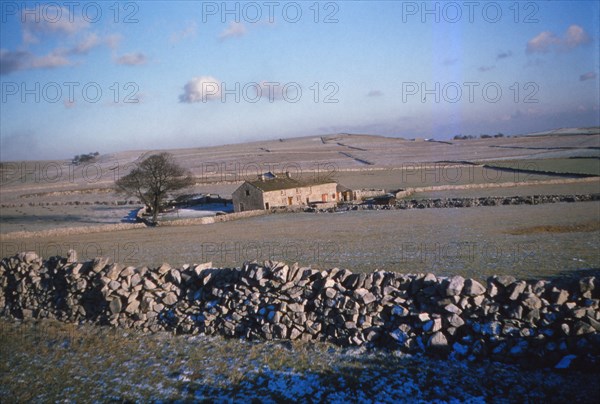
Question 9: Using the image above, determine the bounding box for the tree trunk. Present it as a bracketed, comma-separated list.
[152, 195, 160, 224]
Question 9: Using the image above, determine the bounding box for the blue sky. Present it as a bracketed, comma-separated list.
[1, 1, 599, 160]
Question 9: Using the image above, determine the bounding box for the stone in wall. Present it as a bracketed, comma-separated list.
[329, 194, 600, 212]
[1, 252, 599, 368]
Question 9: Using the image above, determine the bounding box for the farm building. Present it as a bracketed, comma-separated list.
[336, 184, 354, 202]
[232, 172, 338, 212]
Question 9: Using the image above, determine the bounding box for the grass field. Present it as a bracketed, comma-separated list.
[1, 319, 598, 402]
[3, 202, 598, 281]
[481, 158, 600, 176]
[332, 165, 574, 191]
[3, 167, 596, 234]
[1, 132, 600, 402]
[410, 180, 600, 199]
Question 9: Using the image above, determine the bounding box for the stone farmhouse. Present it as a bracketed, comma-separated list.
[232, 172, 338, 212]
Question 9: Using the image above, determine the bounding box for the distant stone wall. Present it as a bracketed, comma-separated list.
[0, 200, 140, 209]
[1, 252, 598, 367]
[0, 223, 148, 241]
[160, 209, 268, 227]
[407, 176, 599, 194]
[339, 194, 600, 211]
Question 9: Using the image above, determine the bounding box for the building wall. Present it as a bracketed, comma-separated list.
[262, 182, 338, 209]
[233, 182, 338, 212]
[232, 182, 264, 212]
[338, 190, 354, 202]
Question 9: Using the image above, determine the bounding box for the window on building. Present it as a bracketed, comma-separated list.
[245, 190, 250, 196]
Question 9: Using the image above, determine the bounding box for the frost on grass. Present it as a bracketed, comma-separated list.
[1, 319, 599, 402]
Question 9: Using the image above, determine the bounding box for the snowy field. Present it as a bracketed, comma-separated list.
[160, 203, 234, 221]
[3, 202, 597, 281]
[1, 131, 599, 402]
[1, 319, 598, 402]
[1, 132, 598, 235]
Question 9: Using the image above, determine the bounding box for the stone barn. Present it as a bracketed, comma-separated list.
[232, 172, 338, 212]
[336, 184, 354, 202]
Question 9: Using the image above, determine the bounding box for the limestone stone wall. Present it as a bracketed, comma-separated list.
[331, 193, 599, 212]
[262, 182, 338, 209]
[1, 252, 598, 366]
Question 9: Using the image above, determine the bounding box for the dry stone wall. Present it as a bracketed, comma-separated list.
[1, 252, 599, 367]
[339, 194, 599, 211]
[393, 194, 599, 209]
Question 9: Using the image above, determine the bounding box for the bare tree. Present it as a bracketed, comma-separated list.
[116, 152, 194, 224]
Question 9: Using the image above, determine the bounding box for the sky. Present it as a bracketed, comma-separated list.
[0, 0, 599, 161]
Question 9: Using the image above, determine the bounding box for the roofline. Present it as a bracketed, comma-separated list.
[241, 179, 338, 193]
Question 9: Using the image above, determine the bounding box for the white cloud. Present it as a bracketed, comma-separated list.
[478, 65, 495, 72]
[564, 25, 592, 49]
[527, 25, 592, 54]
[526, 31, 559, 54]
[30, 50, 72, 69]
[178, 78, 289, 103]
[219, 22, 247, 40]
[1, 30, 125, 75]
[21, 5, 88, 44]
[179, 76, 222, 103]
[5, 3, 124, 75]
[115, 52, 147, 66]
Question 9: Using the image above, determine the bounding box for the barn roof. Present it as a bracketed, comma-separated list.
[248, 176, 336, 192]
